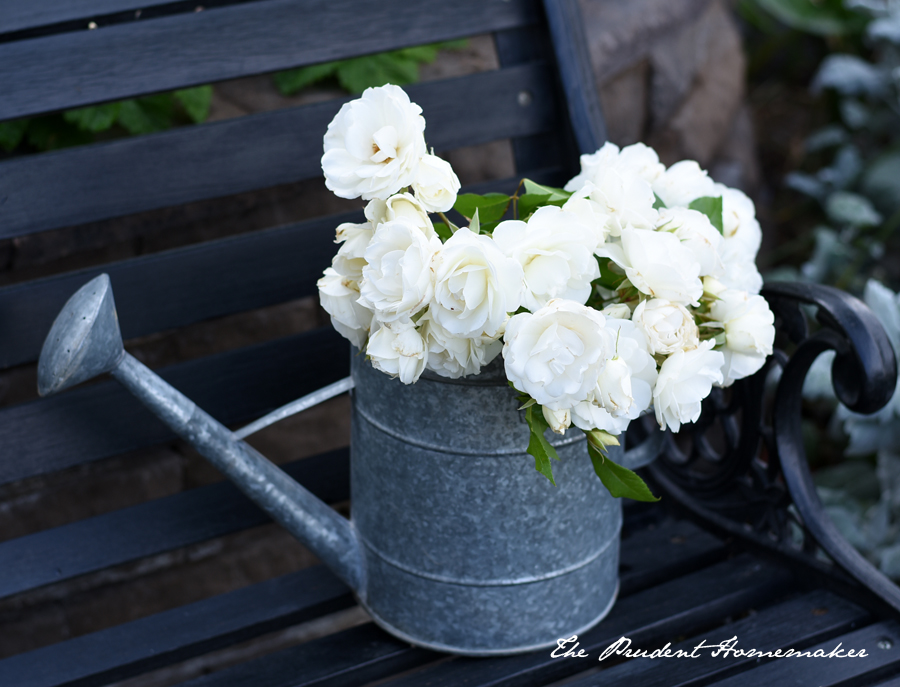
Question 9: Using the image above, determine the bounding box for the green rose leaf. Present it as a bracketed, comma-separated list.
[587, 441, 659, 502]
[274, 62, 340, 95]
[469, 207, 481, 235]
[63, 104, 121, 133]
[653, 193, 667, 210]
[453, 193, 511, 225]
[434, 222, 454, 242]
[523, 179, 572, 203]
[174, 86, 213, 123]
[0, 119, 30, 152]
[688, 196, 724, 235]
[525, 405, 559, 486]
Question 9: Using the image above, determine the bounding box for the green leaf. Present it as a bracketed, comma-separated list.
[653, 193, 667, 210]
[434, 222, 454, 242]
[337, 52, 421, 93]
[688, 196, 724, 235]
[117, 96, 174, 135]
[397, 45, 441, 63]
[453, 192, 511, 224]
[174, 86, 213, 123]
[595, 258, 624, 290]
[587, 442, 659, 502]
[516, 192, 548, 220]
[274, 62, 340, 95]
[63, 104, 121, 133]
[754, 0, 868, 36]
[0, 119, 30, 152]
[523, 179, 572, 202]
[469, 207, 481, 235]
[525, 405, 559, 486]
[25, 114, 93, 150]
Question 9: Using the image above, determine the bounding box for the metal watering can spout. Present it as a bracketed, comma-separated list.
[37, 275, 366, 595]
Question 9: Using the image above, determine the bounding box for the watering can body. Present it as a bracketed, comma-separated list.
[38, 275, 625, 656]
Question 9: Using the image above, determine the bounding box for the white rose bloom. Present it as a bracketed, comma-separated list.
[419, 309, 502, 379]
[598, 226, 703, 306]
[651, 160, 716, 209]
[321, 84, 426, 201]
[632, 299, 700, 355]
[542, 406, 572, 435]
[656, 207, 724, 277]
[365, 192, 436, 239]
[714, 183, 762, 260]
[563, 169, 658, 239]
[564, 142, 665, 191]
[502, 299, 613, 411]
[359, 217, 441, 323]
[335, 221, 374, 257]
[412, 153, 461, 213]
[710, 290, 775, 386]
[431, 228, 524, 338]
[492, 206, 600, 312]
[601, 303, 632, 319]
[317, 267, 373, 350]
[653, 339, 725, 431]
[718, 240, 764, 294]
[571, 318, 657, 434]
[366, 321, 427, 384]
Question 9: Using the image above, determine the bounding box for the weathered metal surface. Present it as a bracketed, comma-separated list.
[351, 352, 622, 654]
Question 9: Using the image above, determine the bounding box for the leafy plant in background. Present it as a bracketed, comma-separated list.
[0, 41, 465, 155]
[746, 0, 900, 580]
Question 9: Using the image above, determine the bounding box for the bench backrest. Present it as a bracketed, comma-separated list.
[0, 0, 605, 650]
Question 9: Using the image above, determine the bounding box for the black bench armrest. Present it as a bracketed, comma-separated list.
[644, 281, 900, 618]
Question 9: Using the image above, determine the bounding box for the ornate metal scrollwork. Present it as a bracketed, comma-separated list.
[636, 281, 900, 617]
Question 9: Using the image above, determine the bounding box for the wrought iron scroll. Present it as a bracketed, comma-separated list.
[640, 281, 900, 617]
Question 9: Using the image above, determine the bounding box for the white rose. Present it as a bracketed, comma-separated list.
[710, 290, 775, 386]
[366, 321, 427, 384]
[714, 183, 762, 260]
[653, 339, 725, 431]
[601, 303, 632, 319]
[656, 207, 724, 277]
[321, 84, 426, 201]
[419, 309, 502, 379]
[718, 240, 764, 295]
[563, 169, 658, 239]
[571, 318, 657, 434]
[358, 217, 441, 323]
[492, 206, 600, 312]
[651, 160, 716, 209]
[364, 192, 436, 239]
[542, 406, 572, 435]
[598, 226, 703, 306]
[430, 227, 524, 338]
[632, 299, 700, 355]
[317, 266, 374, 350]
[412, 153, 461, 213]
[335, 221, 374, 257]
[502, 299, 613, 411]
[564, 142, 665, 192]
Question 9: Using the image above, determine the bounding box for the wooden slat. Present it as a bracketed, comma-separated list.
[177, 555, 795, 687]
[561, 590, 870, 687]
[0, 0, 179, 35]
[0, 0, 541, 122]
[0, 327, 349, 485]
[0, 169, 564, 372]
[0, 447, 349, 600]
[710, 620, 900, 687]
[0, 62, 557, 239]
[0, 515, 724, 684]
[0, 567, 353, 687]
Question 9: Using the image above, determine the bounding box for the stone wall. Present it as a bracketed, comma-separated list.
[0, 1, 755, 681]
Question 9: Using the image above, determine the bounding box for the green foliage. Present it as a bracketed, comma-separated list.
[595, 258, 625, 290]
[174, 86, 213, 123]
[586, 434, 659, 502]
[517, 179, 573, 219]
[652, 193, 667, 210]
[453, 192, 511, 233]
[0, 119, 30, 152]
[688, 196, 725, 234]
[524, 405, 560, 486]
[434, 222, 454, 242]
[753, 0, 868, 35]
[274, 41, 467, 96]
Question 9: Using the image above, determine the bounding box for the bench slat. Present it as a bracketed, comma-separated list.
[0, 0, 178, 35]
[0, 62, 557, 239]
[0, 448, 349, 600]
[0, 0, 540, 122]
[0, 567, 353, 687]
[561, 590, 869, 687]
[0, 518, 727, 686]
[0, 328, 348, 485]
[0, 168, 564, 373]
[176, 555, 795, 687]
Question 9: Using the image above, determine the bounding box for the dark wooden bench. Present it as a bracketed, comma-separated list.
[2, 1, 900, 685]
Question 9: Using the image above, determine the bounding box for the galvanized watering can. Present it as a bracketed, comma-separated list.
[38, 275, 659, 655]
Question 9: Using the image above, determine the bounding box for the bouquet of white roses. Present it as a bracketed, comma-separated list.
[317, 84, 775, 501]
